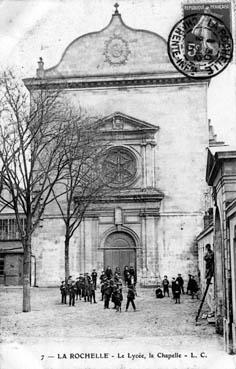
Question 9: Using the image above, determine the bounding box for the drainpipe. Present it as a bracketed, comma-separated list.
[30, 254, 37, 287]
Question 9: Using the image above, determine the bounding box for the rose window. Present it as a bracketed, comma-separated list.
[103, 147, 136, 187]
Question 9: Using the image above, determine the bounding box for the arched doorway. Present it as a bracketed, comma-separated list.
[104, 231, 136, 276]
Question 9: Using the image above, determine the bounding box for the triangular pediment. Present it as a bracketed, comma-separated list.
[98, 112, 158, 133]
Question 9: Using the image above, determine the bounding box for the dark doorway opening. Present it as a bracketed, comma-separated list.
[103, 231, 136, 278]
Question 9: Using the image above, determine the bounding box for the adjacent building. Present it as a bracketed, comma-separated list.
[204, 146, 236, 353]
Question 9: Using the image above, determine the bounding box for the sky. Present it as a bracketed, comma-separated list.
[0, 0, 235, 145]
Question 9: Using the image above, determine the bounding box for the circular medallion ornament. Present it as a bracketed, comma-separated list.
[167, 13, 233, 79]
[104, 36, 130, 65]
[103, 147, 136, 187]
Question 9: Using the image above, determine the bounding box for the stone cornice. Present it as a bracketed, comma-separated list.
[85, 190, 164, 204]
[23, 73, 209, 91]
[206, 148, 236, 186]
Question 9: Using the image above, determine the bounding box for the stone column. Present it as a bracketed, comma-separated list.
[91, 216, 99, 269]
[146, 215, 157, 282]
[84, 216, 98, 273]
[146, 141, 156, 187]
[141, 143, 147, 188]
[140, 211, 147, 282]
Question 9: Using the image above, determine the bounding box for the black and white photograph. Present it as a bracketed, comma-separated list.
[0, 1, 236, 368]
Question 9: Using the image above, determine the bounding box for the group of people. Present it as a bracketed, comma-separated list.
[60, 265, 137, 312]
[60, 244, 213, 310]
[100, 265, 137, 312]
[60, 269, 98, 306]
[155, 273, 199, 303]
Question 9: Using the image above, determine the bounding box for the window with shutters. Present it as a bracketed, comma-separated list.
[0, 218, 25, 240]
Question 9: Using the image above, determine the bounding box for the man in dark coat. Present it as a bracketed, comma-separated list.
[103, 280, 112, 309]
[105, 266, 113, 280]
[171, 277, 176, 299]
[113, 288, 123, 312]
[176, 274, 184, 294]
[125, 271, 132, 287]
[75, 276, 83, 300]
[88, 280, 97, 304]
[204, 244, 214, 281]
[91, 269, 97, 289]
[125, 285, 136, 311]
[68, 280, 76, 306]
[83, 273, 90, 302]
[99, 271, 106, 300]
[60, 281, 67, 304]
[190, 276, 199, 299]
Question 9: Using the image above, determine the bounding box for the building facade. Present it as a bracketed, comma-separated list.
[196, 126, 226, 312]
[24, 7, 209, 286]
[206, 147, 236, 353]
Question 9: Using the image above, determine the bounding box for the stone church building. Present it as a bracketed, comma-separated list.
[22, 6, 209, 286]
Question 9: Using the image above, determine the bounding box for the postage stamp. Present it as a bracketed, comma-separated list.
[167, 13, 233, 79]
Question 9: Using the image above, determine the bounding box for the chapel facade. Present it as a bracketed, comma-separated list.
[23, 6, 209, 286]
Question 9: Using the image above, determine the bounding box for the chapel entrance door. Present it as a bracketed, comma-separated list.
[104, 231, 136, 278]
[104, 249, 136, 276]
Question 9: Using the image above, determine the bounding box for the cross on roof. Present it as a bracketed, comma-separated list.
[114, 3, 120, 14]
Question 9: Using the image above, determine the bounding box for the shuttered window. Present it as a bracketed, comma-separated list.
[0, 218, 25, 240]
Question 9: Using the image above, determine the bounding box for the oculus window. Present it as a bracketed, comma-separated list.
[103, 147, 136, 187]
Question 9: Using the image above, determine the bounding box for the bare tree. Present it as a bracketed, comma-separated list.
[50, 115, 110, 281]
[0, 72, 72, 312]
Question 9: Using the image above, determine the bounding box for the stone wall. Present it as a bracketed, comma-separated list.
[31, 81, 208, 286]
[228, 203, 236, 352]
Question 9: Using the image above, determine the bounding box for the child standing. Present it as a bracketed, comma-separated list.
[174, 280, 181, 304]
[113, 288, 123, 312]
[91, 269, 97, 289]
[60, 281, 67, 304]
[88, 280, 97, 304]
[176, 273, 185, 294]
[171, 277, 176, 299]
[103, 280, 112, 309]
[68, 280, 76, 306]
[162, 275, 170, 297]
[125, 285, 136, 312]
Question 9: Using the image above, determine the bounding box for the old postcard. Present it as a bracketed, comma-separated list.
[0, 0, 236, 368]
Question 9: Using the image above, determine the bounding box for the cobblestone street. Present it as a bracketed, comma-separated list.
[0, 287, 235, 369]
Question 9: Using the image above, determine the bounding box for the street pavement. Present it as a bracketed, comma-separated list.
[0, 286, 236, 369]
